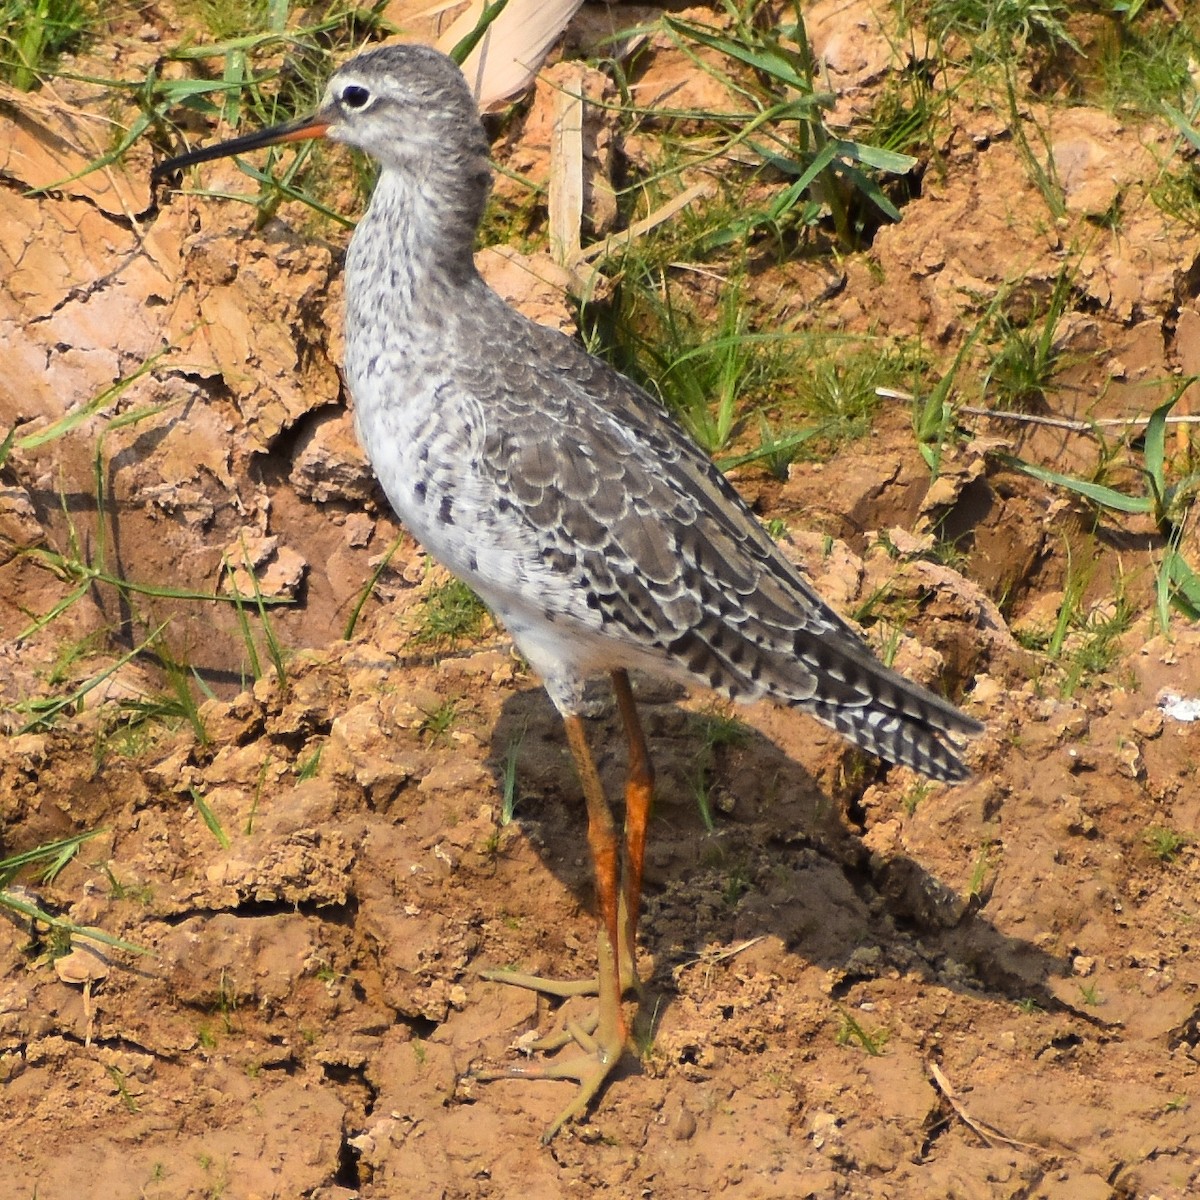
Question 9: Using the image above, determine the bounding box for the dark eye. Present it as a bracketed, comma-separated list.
[341, 85, 371, 109]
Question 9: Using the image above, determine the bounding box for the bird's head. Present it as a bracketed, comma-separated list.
[155, 43, 488, 181]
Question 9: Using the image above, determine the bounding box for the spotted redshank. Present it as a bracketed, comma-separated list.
[155, 43, 981, 1140]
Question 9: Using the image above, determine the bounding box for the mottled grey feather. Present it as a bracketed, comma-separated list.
[315, 45, 981, 782]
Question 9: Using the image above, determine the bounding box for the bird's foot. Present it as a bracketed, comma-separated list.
[477, 966, 601, 1000]
[478, 966, 601, 1053]
[477, 954, 641, 1051]
[470, 1002, 630, 1144]
[473, 941, 641, 1141]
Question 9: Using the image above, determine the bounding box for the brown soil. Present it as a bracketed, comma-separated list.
[3, 3, 1200, 1198]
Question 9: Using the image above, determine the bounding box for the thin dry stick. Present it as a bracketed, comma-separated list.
[927, 1060, 1044, 1153]
[548, 65, 584, 267]
[876, 387, 1200, 434]
[574, 181, 716, 264]
[674, 936, 766, 990]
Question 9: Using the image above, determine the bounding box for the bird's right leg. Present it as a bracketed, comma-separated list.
[474, 713, 632, 1141]
[611, 667, 653, 992]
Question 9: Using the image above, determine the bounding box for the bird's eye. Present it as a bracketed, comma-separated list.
[341, 85, 371, 109]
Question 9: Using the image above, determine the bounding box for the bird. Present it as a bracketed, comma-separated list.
[154, 43, 982, 1141]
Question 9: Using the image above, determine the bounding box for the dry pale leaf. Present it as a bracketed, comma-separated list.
[433, 0, 584, 108]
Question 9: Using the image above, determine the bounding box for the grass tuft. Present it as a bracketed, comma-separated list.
[411, 576, 490, 649]
[1143, 825, 1190, 864]
[0, 0, 93, 91]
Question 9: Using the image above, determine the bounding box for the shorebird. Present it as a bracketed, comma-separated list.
[155, 43, 981, 1141]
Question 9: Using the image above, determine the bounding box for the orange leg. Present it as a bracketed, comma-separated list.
[474, 677, 657, 1140]
[475, 712, 630, 1141]
[562, 712, 627, 1054]
[611, 668, 654, 984]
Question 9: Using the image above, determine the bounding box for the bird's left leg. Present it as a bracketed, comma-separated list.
[482, 669, 653, 1007]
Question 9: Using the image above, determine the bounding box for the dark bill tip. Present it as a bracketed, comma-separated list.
[152, 115, 332, 181]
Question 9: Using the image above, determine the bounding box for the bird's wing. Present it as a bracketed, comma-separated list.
[478, 320, 976, 742]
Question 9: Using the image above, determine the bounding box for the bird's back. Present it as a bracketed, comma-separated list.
[350, 269, 980, 781]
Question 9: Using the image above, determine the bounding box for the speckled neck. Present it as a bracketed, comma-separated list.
[346, 139, 490, 313]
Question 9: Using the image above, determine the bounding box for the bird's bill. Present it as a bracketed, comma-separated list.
[153, 112, 332, 179]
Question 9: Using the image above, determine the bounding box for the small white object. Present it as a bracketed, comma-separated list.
[1158, 690, 1200, 723]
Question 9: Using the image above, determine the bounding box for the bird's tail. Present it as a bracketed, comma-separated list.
[805, 688, 980, 782]
[770, 624, 982, 782]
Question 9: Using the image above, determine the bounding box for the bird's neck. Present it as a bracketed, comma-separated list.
[350, 161, 486, 304]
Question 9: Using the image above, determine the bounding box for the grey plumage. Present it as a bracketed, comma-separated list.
[326, 45, 979, 782]
[154, 41, 984, 1139]
[163, 43, 981, 782]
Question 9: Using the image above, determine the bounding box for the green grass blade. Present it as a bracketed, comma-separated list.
[998, 455, 1154, 515]
[20, 545, 292, 617]
[500, 732, 524, 825]
[716, 426, 820, 472]
[16, 576, 92, 641]
[1157, 543, 1173, 633]
[830, 138, 917, 175]
[1163, 102, 1200, 151]
[190, 788, 231, 850]
[343, 533, 405, 639]
[1142, 396, 1175, 486]
[665, 17, 812, 93]
[0, 832, 104, 889]
[450, 0, 511, 65]
[835, 159, 904, 223]
[159, 654, 210, 747]
[757, 138, 838, 193]
[0, 890, 149, 955]
[224, 568, 263, 681]
[247, 557, 288, 691]
[14, 351, 166, 454]
[15, 626, 166, 734]
[0, 423, 16, 470]
[0, 832, 149, 956]
[192, 666, 218, 703]
[1166, 545, 1200, 620]
[201, 161, 355, 229]
[24, 111, 152, 196]
[267, 0, 290, 35]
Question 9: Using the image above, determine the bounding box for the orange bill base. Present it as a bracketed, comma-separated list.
[153, 116, 330, 179]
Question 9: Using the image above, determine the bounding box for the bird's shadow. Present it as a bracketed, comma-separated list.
[482, 676, 1086, 1067]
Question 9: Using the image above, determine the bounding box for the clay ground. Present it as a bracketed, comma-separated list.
[2, 2, 1200, 1197]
